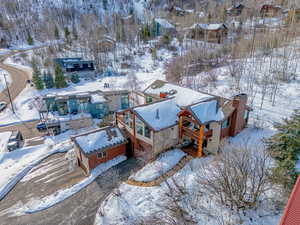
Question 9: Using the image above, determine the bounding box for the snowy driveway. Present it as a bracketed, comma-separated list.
[0, 156, 140, 225]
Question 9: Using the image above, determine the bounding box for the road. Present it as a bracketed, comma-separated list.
[0, 154, 140, 225]
[0, 52, 31, 103]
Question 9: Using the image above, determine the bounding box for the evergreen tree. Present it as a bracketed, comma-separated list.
[103, 0, 108, 10]
[54, 65, 67, 88]
[43, 71, 54, 89]
[267, 110, 300, 190]
[64, 27, 71, 40]
[54, 25, 60, 40]
[27, 33, 34, 45]
[71, 73, 80, 84]
[32, 70, 44, 90]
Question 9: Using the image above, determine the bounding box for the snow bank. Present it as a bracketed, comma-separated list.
[21, 155, 126, 214]
[0, 140, 73, 200]
[131, 149, 186, 182]
[0, 131, 12, 154]
[0, 69, 11, 92]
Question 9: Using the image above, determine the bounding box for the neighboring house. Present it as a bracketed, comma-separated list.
[279, 175, 300, 225]
[143, 80, 214, 107]
[97, 36, 116, 53]
[186, 23, 228, 43]
[227, 4, 246, 16]
[117, 80, 250, 159]
[168, 6, 187, 16]
[260, 4, 282, 17]
[54, 58, 95, 79]
[116, 98, 181, 158]
[153, 18, 177, 37]
[72, 126, 127, 175]
[39, 90, 130, 120]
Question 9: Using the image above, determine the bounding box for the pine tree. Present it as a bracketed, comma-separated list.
[27, 33, 34, 45]
[32, 70, 44, 90]
[71, 73, 80, 84]
[64, 27, 71, 40]
[43, 71, 54, 89]
[267, 109, 300, 190]
[54, 25, 60, 40]
[54, 65, 67, 88]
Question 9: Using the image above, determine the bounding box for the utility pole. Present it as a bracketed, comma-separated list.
[3, 73, 15, 114]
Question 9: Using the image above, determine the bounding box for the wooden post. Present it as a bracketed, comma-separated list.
[179, 116, 183, 141]
[197, 125, 205, 157]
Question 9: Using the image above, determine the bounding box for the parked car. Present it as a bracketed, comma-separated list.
[36, 122, 61, 135]
[0, 101, 7, 112]
[7, 130, 23, 152]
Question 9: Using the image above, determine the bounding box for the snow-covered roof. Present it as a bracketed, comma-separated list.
[144, 80, 214, 107]
[91, 94, 107, 103]
[0, 131, 12, 153]
[154, 18, 175, 29]
[133, 99, 180, 131]
[74, 127, 127, 154]
[189, 100, 224, 124]
[192, 23, 227, 30]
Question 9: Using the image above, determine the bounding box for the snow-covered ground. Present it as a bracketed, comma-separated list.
[0, 131, 11, 153]
[0, 69, 11, 92]
[131, 149, 186, 182]
[95, 128, 281, 225]
[11, 155, 126, 215]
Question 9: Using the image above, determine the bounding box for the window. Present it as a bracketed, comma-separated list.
[136, 118, 151, 139]
[146, 96, 153, 103]
[222, 118, 230, 129]
[205, 124, 210, 130]
[97, 151, 107, 159]
[121, 95, 129, 109]
[244, 110, 249, 121]
[124, 112, 133, 128]
[96, 104, 104, 110]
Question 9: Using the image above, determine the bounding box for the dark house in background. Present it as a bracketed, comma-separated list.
[54, 58, 95, 78]
[227, 4, 246, 16]
[187, 23, 228, 43]
[72, 126, 127, 175]
[260, 5, 282, 17]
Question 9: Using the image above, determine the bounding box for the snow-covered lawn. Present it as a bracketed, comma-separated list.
[12, 155, 126, 215]
[0, 138, 73, 201]
[131, 149, 186, 182]
[95, 128, 282, 225]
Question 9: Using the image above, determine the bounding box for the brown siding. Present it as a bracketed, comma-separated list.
[85, 144, 126, 172]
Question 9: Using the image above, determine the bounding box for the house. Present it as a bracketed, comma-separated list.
[227, 4, 246, 16]
[279, 175, 300, 225]
[72, 126, 127, 175]
[116, 98, 181, 158]
[97, 36, 116, 53]
[178, 94, 249, 157]
[117, 80, 250, 159]
[186, 23, 228, 43]
[39, 90, 130, 119]
[260, 5, 282, 17]
[153, 18, 177, 37]
[167, 6, 187, 16]
[54, 58, 95, 79]
[143, 80, 214, 107]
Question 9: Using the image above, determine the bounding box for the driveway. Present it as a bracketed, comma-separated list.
[0, 53, 31, 103]
[0, 153, 140, 225]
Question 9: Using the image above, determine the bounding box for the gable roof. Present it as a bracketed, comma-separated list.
[280, 176, 300, 225]
[73, 126, 127, 155]
[154, 18, 175, 29]
[133, 98, 180, 131]
[188, 99, 224, 124]
[143, 80, 214, 107]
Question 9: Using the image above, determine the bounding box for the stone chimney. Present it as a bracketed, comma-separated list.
[231, 93, 248, 136]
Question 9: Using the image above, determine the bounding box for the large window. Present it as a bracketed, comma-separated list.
[136, 118, 151, 139]
[146, 96, 153, 103]
[124, 112, 133, 128]
[121, 94, 129, 109]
